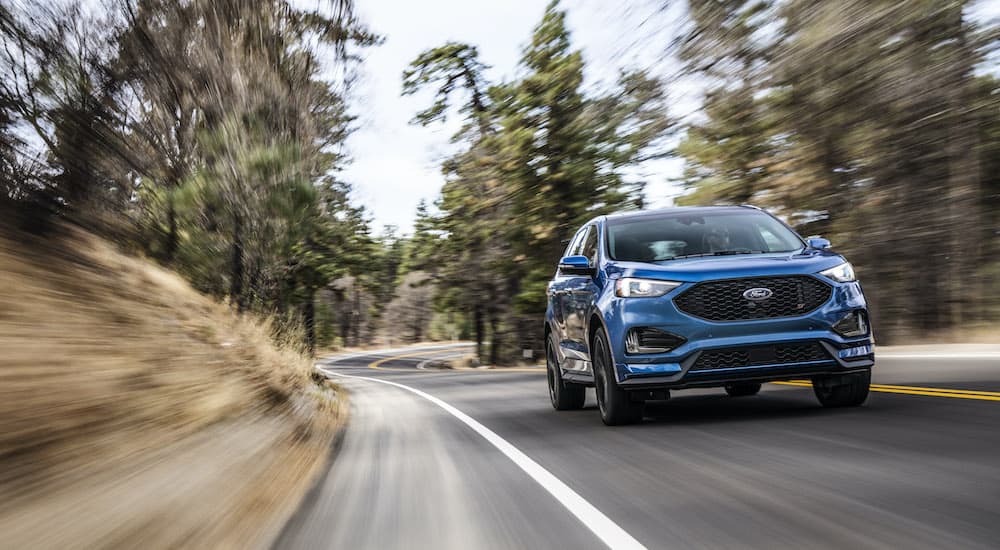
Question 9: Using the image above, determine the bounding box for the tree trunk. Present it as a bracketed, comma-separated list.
[165, 195, 178, 263]
[333, 289, 349, 345]
[474, 303, 484, 362]
[304, 287, 316, 356]
[488, 308, 500, 366]
[351, 280, 361, 346]
[230, 212, 244, 312]
[944, 18, 982, 328]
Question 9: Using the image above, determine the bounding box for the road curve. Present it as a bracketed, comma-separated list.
[275, 344, 1000, 549]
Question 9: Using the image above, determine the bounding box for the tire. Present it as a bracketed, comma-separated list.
[812, 369, 871, 407]
[547, 336, 586, 411]
[592, 330, 643, 425]
[725, 382, 761, 397]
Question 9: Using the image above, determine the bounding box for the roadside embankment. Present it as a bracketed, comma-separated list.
[0, 227, 343, 549]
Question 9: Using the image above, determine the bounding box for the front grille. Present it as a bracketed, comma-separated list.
[690, 342, 831, 372]
[674, 276, 831, 321]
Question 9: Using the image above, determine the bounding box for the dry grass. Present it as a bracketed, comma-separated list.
[0, 227, 342, 549]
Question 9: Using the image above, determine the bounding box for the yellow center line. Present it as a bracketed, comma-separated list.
[370, 355, 999, 398]
[867, 388, 1000, 401]
[369, 348, 468, 370]
[869, 383, 1000, 397]
[772, 381, 1000, 401]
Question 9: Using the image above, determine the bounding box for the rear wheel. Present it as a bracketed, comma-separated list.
[725, 382, 761, 397]
[813, 369, 871, 407]
[592, 330, 643, 425]
[547, 336, 585, 410]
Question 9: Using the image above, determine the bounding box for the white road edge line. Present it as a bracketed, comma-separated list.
[319, 367, 647, 550]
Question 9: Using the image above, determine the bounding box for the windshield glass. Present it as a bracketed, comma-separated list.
[607, 210, 803, 262]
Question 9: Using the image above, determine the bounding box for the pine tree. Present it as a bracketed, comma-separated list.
[403, 1, 671, 361]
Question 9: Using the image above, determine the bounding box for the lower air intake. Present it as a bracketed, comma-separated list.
[690, 342, 831, 371]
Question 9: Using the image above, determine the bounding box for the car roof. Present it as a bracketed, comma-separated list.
[597, 205, 763, 226]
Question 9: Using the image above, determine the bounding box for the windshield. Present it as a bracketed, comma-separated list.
[607, 211, 804, 262]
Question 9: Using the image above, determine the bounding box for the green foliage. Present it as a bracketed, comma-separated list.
[401, 0, 672, 362]
[1, 0, 379, 353]
[673, 0, 1000, 340]
[402, 42, 490, 134]
[398, 200, 441, 276]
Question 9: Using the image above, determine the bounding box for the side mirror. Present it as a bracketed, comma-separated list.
[806, 236, 832, 250]
[558, 255, 595, 276]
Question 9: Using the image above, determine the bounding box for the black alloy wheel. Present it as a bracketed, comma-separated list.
[592, 330, 643, 425]
[547, 335, 586, 410]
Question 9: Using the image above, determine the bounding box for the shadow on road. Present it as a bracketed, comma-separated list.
[640, 394, 834, 426]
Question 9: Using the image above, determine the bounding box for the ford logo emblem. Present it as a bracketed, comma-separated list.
[743, 287, 773, 301]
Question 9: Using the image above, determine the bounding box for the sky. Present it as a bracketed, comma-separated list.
[342, 0, 691, 235]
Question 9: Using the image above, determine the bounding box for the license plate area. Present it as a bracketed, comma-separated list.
[747, 346, 777, 365]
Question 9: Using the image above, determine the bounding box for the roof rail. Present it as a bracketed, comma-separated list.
[739, 204, 762, 210]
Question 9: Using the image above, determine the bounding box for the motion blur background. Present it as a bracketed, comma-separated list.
[0, 0, 997, 544]
[2, 0, 998, 360]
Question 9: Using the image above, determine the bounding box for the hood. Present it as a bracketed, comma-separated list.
[605, 250, 846, 283]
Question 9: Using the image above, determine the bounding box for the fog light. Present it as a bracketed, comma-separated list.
[833, 310, 869, 338]
[625, 328, 685, 354]
[838, 344, 873, 360]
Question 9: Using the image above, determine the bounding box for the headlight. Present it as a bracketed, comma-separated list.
[819, 262, 856, 283]
[614, 278, 681, 298]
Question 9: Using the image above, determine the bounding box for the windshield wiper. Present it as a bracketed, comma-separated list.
[655, 249, 766, 261]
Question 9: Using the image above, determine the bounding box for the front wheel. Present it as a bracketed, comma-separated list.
[547, 336, 585, 410]
[592, 330, 643, 425]
[813, 370, 871, 407]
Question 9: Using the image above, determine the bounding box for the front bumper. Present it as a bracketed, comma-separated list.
[603, 279, 873, 389]
[616, 339, 873, 389]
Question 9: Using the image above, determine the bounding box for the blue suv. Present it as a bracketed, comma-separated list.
[544, 206, 874, 425]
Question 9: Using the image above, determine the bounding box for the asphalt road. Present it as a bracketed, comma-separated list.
[275, 343, 1000, 550]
